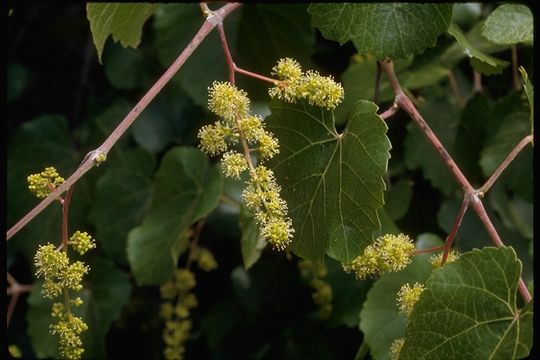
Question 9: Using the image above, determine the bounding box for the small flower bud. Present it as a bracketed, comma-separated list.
[429, 250, 460, 268]
[390, 338, 405, 360]
[69, 231, 96, 255]
[27, 167, 64, 199]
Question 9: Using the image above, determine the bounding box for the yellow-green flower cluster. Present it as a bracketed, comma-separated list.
[343, 234, 416, 280]
[397, 282, 425, 317]
[390, 338, 405, 360]
[8, 345, 22, 358]
[34, 243, 90, 298]
[242, 166, 294, 250]
[429, 250, 460, 268]
[192, 247, 218, 272]
[27, 166, 65, 199]
[269, 58, 344, 110]
[50, 302, 88, 360]
[198, 81, 293, 251]
[298, 259, 333, 320]
[160, 269, 198, 360]
[69, 231, 96, 255]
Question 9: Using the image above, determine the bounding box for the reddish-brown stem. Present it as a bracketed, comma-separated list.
[217, 24, 236, 85]
[381, 60, 474, 193]
[473, 71, 483, 94]
[61, 187, 75, 250]
[374, 61, 382, 103]
[478, 135, 533, 194]
[441, 197, 469, 265]
[235, 67, 278, 84]
[381, 59, 532, 304]
[6, 2, 242, 241]
[7, 293, 19, 328]
[511, 45, 520, 90]
[415, 244, 446, 255]
[379, 102, 399, 120]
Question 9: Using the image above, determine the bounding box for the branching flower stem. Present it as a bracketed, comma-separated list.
[6, 2, 243, 241]
[7, 273, 32, 328]
[380, 59, 532, 304]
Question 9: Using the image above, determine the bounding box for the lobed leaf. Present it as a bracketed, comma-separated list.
[308, 4, 453, 59]
[447, 23, 509, 76]
[482, 5, 533, 45]
[400, 247, 533, 359]
[266, 100, 391, 263]
[86, 3, 158, 62]
[127, 147, 223, 285]
[239, 205, 265, 270]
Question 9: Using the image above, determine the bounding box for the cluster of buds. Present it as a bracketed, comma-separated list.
[159, 248, 217, 360]
[198, 81, 293, 250]
[429, 250, 460, 268]
[269, 58, 344, 110]
[298, 259, 333, 320]
[396, 282, 425, 317]
[33, 232, 95, 360]
[390, 338, 405, 360]
[343, 233, 416, 280]
[27, 166, 65, 199]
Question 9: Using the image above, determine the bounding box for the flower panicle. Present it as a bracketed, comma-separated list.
[27, 166, 65, 199]
[343, 233, 416, 280]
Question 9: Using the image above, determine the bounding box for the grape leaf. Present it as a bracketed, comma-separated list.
[385, 179, 413, 221]
[404, 98, 459, 196]
[482, 4, 533, 45]
[400, 247, 533, 359]
[308, 4, 453, 59]
[239, 205, 265, 270]
[127, 147, 223, 285]
[86, 3, 158, 62]
[266, 100, 391, 263]
[360, 234, 443, 360]
[447, 23, 509, 76]
[88, 148, 155, 264]
[27, 258, 131, 359]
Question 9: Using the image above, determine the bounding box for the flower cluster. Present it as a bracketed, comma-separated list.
[34, 243, 89, 298]
[429, 250, 460, 268]
[68, 231, 96, 255]
[198, 81, 293, 250]
[269, 58, 344, 110]
[27, 166, 65, 199]
[34, 234, 95, 360]
[160, 269, 198, 360]
[397, 282, 425, 317]
[50, 302, 88, 360]
[343, 233, 416, 280]
[298, 259, 333, 319]
[191, 246, 218, 272]
[390, 338, 405, 360]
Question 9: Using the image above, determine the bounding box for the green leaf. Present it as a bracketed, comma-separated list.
[239, 205, 265, 270]
[385, 179, 413, 221]
[400, 247, 533, 359]
[404, 98, 459, 196]
[153, 4, 241, 106]
[127, 147, 223, 285]
[27, 258, 131, 359]
[7, 115, 89, 257]
[518, 67, 533, 135]
[86, 3, 158, 62]
[237, 4, 315, 77]
[8, 63, 28, 102]
[360, 233, 443, 360]
[103, 44, 154, 90]
[482, 4, 533, 45]
[267, 100, 391, 263]
[308, 4, 453, 59]
[447, 23, 509, 76]
[479, 112, 532, 201]
[88, 148, 155, 264]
